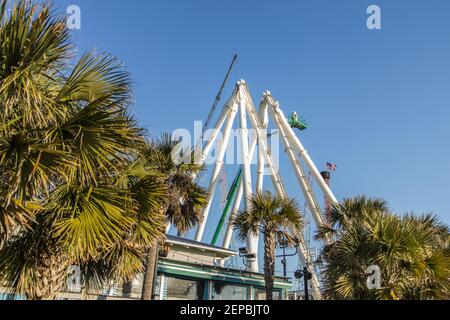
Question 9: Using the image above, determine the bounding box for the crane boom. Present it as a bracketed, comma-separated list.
[204, 55, 238, 131]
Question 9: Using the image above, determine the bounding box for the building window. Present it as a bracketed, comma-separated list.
[253, 288, 282, 300]
[0, 293, 17, 300]
[211, 282, 248, 300]
[165, 276, 206, 300]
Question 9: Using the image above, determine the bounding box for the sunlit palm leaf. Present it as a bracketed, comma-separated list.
[320, 196, 450, 300]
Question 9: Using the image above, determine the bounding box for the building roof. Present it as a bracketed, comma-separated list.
[166, 235, 237, 258]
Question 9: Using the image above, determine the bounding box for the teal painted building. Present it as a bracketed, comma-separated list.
[153, 236, 292, 300]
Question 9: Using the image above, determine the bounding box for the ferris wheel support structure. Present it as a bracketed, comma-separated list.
[240, 84, 323, 299]
[178, 80, 340, 300]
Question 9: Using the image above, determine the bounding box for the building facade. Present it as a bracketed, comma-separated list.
[1, 236, 292, 300]
[154, 236, 291, 300]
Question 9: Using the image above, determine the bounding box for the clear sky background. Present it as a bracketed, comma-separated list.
[49, 0, 450, 282]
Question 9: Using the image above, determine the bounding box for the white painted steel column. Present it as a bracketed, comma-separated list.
[256, 100, 269, 194]
[268, 98, 328, 236]
[243, 90, 285, 197]
[271, 100, 338, 205]
[222, 134, 258, 249]
[237, 81, 258, 272]
[195, 101, 239, 241]
[243, 87, 322, 299]
[199, 91, 237, 167]
[167, 92, 236, 235]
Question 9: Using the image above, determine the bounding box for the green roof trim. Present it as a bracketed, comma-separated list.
[158, 259, 292, 290]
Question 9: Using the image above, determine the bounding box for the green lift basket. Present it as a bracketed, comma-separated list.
[288, 112, 308, 131]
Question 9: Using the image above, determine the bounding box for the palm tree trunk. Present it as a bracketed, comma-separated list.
[263, 231, 276, 300]
[141, 240, 159, 300]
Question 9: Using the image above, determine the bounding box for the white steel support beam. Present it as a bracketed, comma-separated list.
[256, 99, 269, 194]
[195, 101, 239, 241]
[222, 134, 258, 249]
[167, 91, 236, 235]
[223, 99, 272, 250]
[267, 96, 329, 243]
[199, 90, 237, 166]
[178, 80, 333, 300]
[237, 81, 258, 272]
[242, 88, 286, 197]
[271, 101, 338, 205]
[242, 86, 323, 300]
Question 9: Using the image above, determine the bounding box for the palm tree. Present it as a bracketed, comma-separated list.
[232, 192, 303, 300]
[0, 0, 168, 299]
[317, 196, 450, 300]
[138, 134, 208, 300]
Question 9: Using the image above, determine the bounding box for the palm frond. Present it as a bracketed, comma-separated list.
[321, 196, 450, 300]
[49, 185, 134, 260]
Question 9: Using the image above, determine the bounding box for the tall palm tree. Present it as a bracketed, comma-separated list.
[0, 0, 168, 299]
[316, 196, 450, 300]
[138, 134, 208, 300]
[233, 192, 303, 300]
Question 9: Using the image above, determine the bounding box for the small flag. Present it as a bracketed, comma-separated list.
[327, 162, 337, 171]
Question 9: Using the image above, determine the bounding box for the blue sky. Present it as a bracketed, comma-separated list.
[49, 0, 450, 279]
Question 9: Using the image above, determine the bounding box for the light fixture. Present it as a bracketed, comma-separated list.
[294, 267, 313, 301]
[159, 243, 171, 258]
[279, 238, 289, 249]
[238, 247, 249, 256]
[245, 253, 257, 263]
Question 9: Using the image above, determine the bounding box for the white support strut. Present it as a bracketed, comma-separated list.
[168, 90, 237, 234]
[222, 135, 258, 250]
[266, 94, 329, 244]
[237, 81, 259, 272]
[195, 100, 239, 242]
[199, 88, 238, 165]
[183, 80, 339, 300]
[222, 98, 268, 251]
[240, 84, 323, 299]
[271, 102, 338, 205]
[256, 99, 269, 194]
